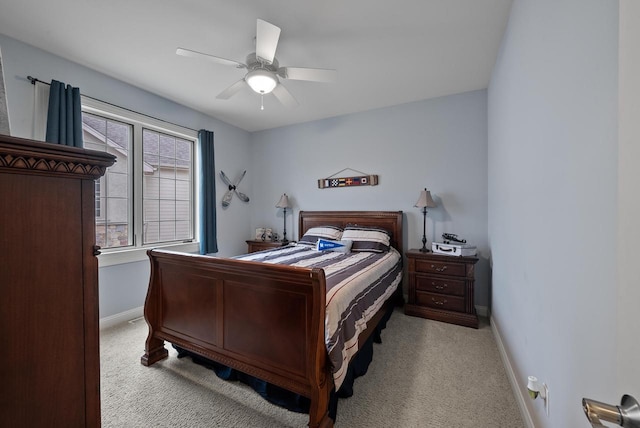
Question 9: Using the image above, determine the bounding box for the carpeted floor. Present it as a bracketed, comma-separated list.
[100, 308, 524, 427]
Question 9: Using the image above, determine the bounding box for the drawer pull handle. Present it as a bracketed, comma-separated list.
[432, 297, 447, 306]
[433, 283, 448, 290]
[431, 264, 448, 272]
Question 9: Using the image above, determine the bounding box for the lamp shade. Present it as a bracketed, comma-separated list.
[414, 188, 437, 208]
[276, 193, 291, 208]
[246, 69, 277, 94]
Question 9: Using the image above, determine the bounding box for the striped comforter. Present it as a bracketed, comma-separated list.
[235, 244, 402, 390]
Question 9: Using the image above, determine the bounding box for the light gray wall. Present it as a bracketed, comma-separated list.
[0, 32, 490, 315]
[250, 90, 490, 307]
[0, 34, 252, 318]
[488, 0, 618, 426]
[617, 0, 640, 405]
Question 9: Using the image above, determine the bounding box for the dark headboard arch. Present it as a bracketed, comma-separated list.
[298, 210, 403, 253]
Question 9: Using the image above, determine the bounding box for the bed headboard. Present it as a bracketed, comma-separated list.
[298, 211, 403, 253]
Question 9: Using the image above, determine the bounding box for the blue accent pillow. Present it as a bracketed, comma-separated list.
[316, 238, 352, 253]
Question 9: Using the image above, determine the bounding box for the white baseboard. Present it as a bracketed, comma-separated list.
[100, 306, 144, 330]
[491, 315, 535, 428]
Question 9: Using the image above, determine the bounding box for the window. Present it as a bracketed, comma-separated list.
[83, 113, 133, 249]
[81, 99, 197, 257]
[95, 180, 101, 218]
[142, 129, 193, 244]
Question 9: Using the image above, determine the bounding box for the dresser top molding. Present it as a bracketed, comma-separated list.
[0, 134, 116, 179]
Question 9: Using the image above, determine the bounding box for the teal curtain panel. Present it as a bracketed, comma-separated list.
[198, 129, 218, 254]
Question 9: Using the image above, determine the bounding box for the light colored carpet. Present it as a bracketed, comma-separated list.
[100, 308, 524, 427]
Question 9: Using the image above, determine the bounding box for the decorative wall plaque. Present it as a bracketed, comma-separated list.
[318, 168, 378, 189]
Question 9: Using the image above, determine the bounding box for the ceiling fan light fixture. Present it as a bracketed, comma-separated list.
[246, 69, 277, 94]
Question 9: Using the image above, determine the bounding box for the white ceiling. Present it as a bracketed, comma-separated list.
[0, 0, 512, 132]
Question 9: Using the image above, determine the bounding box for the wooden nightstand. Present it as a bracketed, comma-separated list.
[404, 249, 479, 328]
[246, 240, 287, 253]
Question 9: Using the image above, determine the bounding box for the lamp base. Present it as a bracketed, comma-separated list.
[420, 232, 429, 252]
[281, 207, 288, 245]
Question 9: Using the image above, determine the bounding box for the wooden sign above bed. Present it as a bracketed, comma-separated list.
[318, 168, 379, 189]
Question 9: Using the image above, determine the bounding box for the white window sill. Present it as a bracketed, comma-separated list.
[97, 242, 201, 267]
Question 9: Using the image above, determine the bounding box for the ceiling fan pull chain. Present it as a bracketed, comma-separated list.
[261, 94, 265, 111]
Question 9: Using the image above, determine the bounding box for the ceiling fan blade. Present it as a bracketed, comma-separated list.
[278, 67, 337, 83]
[271, 84, 298, 108]
[176, 47, 246, 69]
[216, 79, 247, 100]
[256, 19, 281, 65]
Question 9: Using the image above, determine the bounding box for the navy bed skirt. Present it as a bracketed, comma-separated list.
[174, 304, 394, 423]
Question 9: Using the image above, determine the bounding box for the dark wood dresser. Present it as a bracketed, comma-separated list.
[404, 249, 479, 328]
[0, 134, 115, 427]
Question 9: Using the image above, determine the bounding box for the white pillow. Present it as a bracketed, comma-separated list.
[298, 226, 343, 246]
[341, 225, 391, 253]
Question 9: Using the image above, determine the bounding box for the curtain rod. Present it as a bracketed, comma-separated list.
[27, 75, 200, 134]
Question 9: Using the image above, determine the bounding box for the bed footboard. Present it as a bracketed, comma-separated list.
[141, 249, 333, 427]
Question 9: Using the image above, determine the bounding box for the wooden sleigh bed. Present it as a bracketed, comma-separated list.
[141, 210, 403, 428]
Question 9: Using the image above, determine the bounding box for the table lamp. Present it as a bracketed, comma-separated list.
[414, 188, 437, 252]
[276, 193, 291, 244]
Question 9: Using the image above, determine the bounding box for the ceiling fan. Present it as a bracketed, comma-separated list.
[176, 19, 337, 109]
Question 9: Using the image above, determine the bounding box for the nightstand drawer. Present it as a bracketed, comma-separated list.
[415, 276, 465, 297]
[246, 240, 285, 253]
[416, 291, 465, 312]
[414, 259, 466, 277]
